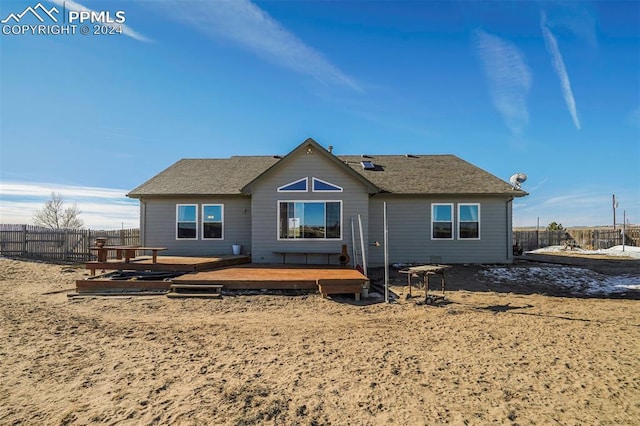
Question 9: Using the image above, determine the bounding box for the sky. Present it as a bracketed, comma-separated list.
[0, 0, 638, 229]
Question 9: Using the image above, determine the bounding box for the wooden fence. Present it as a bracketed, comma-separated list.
[2, 224, 636, 261]
[0, 225, 140, 262]
[514, 226, 640, 252]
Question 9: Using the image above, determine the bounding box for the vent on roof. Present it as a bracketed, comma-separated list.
[273, 155, 282, 159]
[361, 160, 375, 170]
[361, 154, 373, 159]
[405, 154, 419, 158]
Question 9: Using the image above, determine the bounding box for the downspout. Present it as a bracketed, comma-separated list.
[506, 198, 513, 262]
[140, 198, 147, 247]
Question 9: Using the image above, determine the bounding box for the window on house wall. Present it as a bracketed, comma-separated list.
[312, 177, 343, 192]
[176, 204, 197, 239]
[432, 203, 453, 239]
[278, 201, 341, 239]
[202, 204, 223, 239]
[458, 203, 480, 239]
[277, 177, 308, 192]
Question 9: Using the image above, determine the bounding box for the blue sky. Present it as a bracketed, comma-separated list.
[0, 0, 638, 229]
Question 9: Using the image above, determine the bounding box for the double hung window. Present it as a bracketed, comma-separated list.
[202, 204, 223, 239]
[176, 205, 197, 239]
[431, 204, 453, 240]
[458, 204, 480, 239]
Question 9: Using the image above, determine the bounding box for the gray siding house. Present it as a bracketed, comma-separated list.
[128, 138, 527, 266]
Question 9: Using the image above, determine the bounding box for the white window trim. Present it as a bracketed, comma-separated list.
[431, 203, 454, 240]
[458, 203, 481, 240]
[277, 177, 308, 193]
[202, 204, 224, 240]
[277, 200, 343, 241]
[311, 177, 343, 192]
[176, 204, 198, 240]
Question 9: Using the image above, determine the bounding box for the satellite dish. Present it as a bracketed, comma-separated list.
[509, 173, 527, 190]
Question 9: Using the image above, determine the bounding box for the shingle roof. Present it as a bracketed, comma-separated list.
[128, 154, 526, 197]
[128, 157, 280, 197]
[340, 155, 522, 195]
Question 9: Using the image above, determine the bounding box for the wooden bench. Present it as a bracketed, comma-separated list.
[91, 246, 168, 263]
[118, 246, 167, 263]
[273, 251, 340, 265]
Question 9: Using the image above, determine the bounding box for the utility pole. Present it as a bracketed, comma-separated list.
[622, 210, 626, 251]
[612, 194, 617, 232]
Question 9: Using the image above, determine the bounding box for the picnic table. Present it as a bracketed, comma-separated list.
[398, 264, 451, 303]
[87, 246, 167, 276]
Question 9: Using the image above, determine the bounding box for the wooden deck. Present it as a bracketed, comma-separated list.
[85, 255, 250, 274]
[76, 261, 368, 299]
[173, 264, 369, 295]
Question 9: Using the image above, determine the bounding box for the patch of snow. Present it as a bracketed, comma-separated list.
[527, 245, 640, 259]
[600, 245, 640, 258]
[392, 263, 421, 269]
[480, 266, 640, 295]
[367, 291, 384, 299]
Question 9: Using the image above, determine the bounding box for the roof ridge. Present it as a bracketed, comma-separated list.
[337, 154, 457, 157]
[175, 154, 459, 161]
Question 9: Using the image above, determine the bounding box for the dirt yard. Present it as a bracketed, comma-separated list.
[1, 257, 639, 425]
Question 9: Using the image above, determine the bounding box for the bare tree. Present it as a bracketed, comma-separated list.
[33, 192, 84, 229]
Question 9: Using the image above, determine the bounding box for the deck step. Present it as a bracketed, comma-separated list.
[170, 284, 224, 290]
[317, 280, 365, 301]
[68, 291, 167, 298]
[166, 292, 223, 299]
[167, 283, 224, 299]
